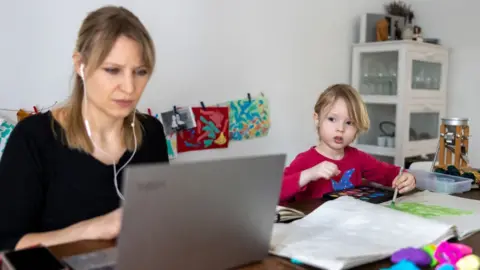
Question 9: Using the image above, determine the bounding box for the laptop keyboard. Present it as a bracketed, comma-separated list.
[63, 247, 117, 270]
[90, 265, 117, 270]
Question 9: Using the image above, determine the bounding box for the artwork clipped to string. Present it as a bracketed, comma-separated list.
[16, 104, 54, 122]
[176, 106, 229, 153]
[17, 109, 34, 121]
[0, 117, 15, 159]
[160, 106, 196, 136]
[219, 94, 270, 141]
[166, 133, 177, 159]
[145, 108, 178, 160]
[0, 104, 49, 160]
[155, 92, 271, 156]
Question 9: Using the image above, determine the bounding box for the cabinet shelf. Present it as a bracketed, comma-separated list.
[354, 144, 396, 157]
[354, 139, 438, 159]
[361, 95, 398, 104]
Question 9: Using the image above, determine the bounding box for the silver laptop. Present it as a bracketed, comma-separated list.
[64, 154, 286, 270]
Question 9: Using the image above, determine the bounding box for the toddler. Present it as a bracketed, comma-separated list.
[280, 84, 416, 202]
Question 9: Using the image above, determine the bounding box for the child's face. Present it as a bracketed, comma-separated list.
[315, 98, 358, 151]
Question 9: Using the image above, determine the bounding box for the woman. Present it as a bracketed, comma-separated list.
[0, 6, 169, 250]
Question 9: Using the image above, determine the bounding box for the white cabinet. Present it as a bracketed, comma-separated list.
[350, 41, 449, 166]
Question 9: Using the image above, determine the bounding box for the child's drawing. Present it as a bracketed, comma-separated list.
[0, 118, 15, 158]
[220, 95, 270, 141]
[165, 133, 177, 160]
[389, 202, 473, 218]
[331, 168, 355, 191]
[176, 107, 229, 153]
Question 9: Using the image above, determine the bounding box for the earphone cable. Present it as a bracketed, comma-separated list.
[80, 65, 137, 200]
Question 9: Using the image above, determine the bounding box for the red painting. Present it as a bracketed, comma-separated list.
[177, 107, 229, 153]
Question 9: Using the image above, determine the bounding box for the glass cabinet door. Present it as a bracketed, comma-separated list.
[405, 103, 445, 157]
[355, 103, 397, 157]
[407, 51, 448, 99]
[409, 111, 440, 141]
[358, 51, 399, 96]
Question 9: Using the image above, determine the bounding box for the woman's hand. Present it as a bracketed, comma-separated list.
[15, 208, 123, 250]
[79, 208, 123, 241]
[393, 171, 416, 194]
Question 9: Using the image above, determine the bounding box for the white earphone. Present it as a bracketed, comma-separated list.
[80, 63, 137, 200]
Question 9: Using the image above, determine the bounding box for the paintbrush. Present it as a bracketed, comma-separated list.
[391, 167, 403, 207]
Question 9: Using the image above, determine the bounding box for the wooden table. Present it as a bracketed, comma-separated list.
[50, 189, 480, 269]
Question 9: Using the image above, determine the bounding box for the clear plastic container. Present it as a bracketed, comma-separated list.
[409, 169, 474, 194]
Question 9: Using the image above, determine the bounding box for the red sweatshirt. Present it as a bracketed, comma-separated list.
[280, 146, 401, 202]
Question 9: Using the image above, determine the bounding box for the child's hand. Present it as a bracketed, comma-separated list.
[309, 161, 341, 181]
[299, 161, 341, 187]
[393, 171, 416, 194]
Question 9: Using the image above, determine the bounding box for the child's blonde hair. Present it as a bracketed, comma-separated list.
[314, 84, 370, 133]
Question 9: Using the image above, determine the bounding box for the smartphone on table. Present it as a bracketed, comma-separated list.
[1, 245, 69, 270]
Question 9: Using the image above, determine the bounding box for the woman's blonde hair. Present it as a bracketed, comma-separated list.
[54, 5, 155, 153]
[314, 84, 370, 133]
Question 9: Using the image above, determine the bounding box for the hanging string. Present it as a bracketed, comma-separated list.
[0, 101, 58, 113]
[38, 101, 58, 112]
[0, 108, 18, 112]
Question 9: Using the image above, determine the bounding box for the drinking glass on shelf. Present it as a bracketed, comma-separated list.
[388, 63, 397, 95]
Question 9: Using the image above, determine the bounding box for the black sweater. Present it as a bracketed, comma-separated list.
[0, 111, 169, 250]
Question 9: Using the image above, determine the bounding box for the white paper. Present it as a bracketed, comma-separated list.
[271, 196, 454, 270]
[270, 223, 291, 248]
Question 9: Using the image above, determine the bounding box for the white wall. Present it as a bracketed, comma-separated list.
[0, 0, 118, 119]
[410, 0, 480, 167]
[1, 0, 393, 164]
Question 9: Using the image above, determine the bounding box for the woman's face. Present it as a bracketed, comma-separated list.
[80, 35, 150, 120]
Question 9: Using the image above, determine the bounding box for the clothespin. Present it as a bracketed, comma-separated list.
[147, 108, 152, 116]
[200, 101, 206, 110]
[247, 93, 252, 102]
[33, 106, 39, 114]
[173, 106, 178, 114]
[260, 92, 265, 97]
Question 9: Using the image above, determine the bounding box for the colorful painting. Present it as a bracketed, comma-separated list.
[176, 107, 229, 153]
[0, 118, 15, 158]
[389, 202, 473, 218]
[220, 95, 270, 141]
[166, 133, 177, 160]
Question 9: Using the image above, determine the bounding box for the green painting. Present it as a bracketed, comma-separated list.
[220, 96, 270, 141]
[388, 202, 473, 218]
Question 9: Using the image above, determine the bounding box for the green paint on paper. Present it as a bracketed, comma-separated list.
[388, 202, 473, 218]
